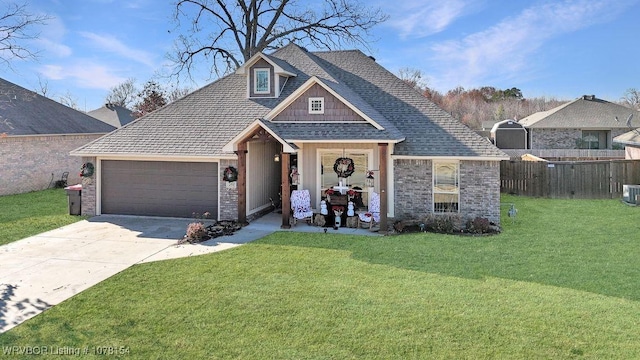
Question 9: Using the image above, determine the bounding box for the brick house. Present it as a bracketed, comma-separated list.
[519, 95, 640, 150]
[0, 78, 115, 196]
[72, 44, 508, 227]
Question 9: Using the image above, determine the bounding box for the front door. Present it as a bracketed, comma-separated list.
[319, 149, 372, 206]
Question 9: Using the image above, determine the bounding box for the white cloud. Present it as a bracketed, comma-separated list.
[79, 31, 156, 68]
[384, 0, 471, 38]
[427, 0, 632, 90]
[36, 38, 73, 57]
[32, 15, 72, 57]
[39, 61, 127, 90]
[40, 65, 65, 80]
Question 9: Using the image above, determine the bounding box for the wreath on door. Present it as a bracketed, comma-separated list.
[333, 157, 355, 178]
[223, 166, 238, 182]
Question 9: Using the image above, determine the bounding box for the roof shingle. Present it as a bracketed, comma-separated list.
[0, 78, 115, 135]
[519, 96, 640, 129]
[73, 43, 506, 159]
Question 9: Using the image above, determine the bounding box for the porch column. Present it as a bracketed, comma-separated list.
[237, 142, 248, 225]
[378, 143, 388, 234]
[281, 152, 291, 228]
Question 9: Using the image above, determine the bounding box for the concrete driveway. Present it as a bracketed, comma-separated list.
[0, 214, 278, 333]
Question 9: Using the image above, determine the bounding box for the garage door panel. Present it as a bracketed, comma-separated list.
[101, 160, 218, 218]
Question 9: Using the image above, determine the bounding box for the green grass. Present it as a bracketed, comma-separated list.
[2, 195, 640, 358]
[0, 189, 85, 246]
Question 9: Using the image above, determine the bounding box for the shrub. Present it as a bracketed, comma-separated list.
[185, 222, 208, 243]
[424, 213, 462, 234]
[466, 216, 491, 234]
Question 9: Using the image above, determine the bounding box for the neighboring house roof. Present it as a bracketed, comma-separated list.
[613, 129, 640, 146]
[73, 43, 506, 159]
[87, 104, 135, 128]
[519, 95, 640, 129]
[0, 77, 116, 136]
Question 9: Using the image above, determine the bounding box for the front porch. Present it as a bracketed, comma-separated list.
[247, 210, 384, 236]
[224, 120, 390, 232]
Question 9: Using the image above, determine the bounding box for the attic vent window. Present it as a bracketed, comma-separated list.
[309, 97, 324, 114]
[254, 68, 270, 94]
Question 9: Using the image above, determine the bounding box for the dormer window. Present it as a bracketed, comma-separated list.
[309, 97, 324, 114]
[238, 52, 296, 98]
[254, 68, 270, 94]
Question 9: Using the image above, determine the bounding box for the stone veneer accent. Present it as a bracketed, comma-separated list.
[218, 159, 238, 221]
[532, 128, 633, 150]
[80, 156, 97, 216]
[530, 129, 581, 149]
[0, 134, 104, 196]
[393, 159, 502, 226]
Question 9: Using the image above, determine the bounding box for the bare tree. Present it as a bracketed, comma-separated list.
[427, 86, 567, 129]
[397, 67, 428, 92]
[0, 1, 52, 69]
[166, 85, 192, 103]
[621, 88, 640, 110]
[105, 78, 138, 109]
[35, 74, 49, 96]
[58, 90, 79, 110]
[170, 0, 387, 77]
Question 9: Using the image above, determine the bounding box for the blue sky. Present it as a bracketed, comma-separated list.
[3, 0, 640, 111]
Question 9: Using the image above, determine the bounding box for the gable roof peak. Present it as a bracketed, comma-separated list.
[235, 50, 297, 77]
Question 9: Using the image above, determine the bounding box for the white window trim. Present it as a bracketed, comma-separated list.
[432, 161, 460, 213]
[308, 97, 325, 114]
[254, 68, 270, 94]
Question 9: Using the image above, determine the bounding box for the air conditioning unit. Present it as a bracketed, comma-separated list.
[622, 185, 640, 205]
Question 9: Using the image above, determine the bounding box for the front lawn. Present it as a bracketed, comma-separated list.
[1, 195, 639, 358]
[0, 189, 85, 246]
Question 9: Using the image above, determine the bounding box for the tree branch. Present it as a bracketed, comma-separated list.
[169, 0, 387, 78]
[0, 2, 52, 69]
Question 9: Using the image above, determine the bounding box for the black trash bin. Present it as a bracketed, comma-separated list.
[64, 184, 82, 215]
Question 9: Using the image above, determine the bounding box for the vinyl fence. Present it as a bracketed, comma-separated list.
[500, 160, 640, 199]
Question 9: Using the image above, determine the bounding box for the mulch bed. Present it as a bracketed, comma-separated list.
[178, 220, 242, 245]
[391, 220, 501, 236]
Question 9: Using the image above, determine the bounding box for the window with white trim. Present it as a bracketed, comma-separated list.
[254, 68, 270, 94]
[309, 97, 324, 114]
[580, 130, 607, 149]
[433, 162, 459, 213]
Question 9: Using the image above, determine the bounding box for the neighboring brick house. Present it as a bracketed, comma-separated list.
[72, 44, 508, 227]
[0, 78, 115, 196]
[519, 95, 640, 150]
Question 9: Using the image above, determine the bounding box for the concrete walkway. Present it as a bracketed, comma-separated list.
[0, 212, 378, 333]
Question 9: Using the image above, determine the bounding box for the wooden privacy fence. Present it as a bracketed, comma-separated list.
[500, 160, 640, 199]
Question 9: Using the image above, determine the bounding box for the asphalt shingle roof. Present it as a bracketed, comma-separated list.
[73, 43, 506, 159]
[519, 96, 640, 129]
[613, 129, 640, 146]
[87, 104, 135, 128]
[0, 77, 116, 135]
